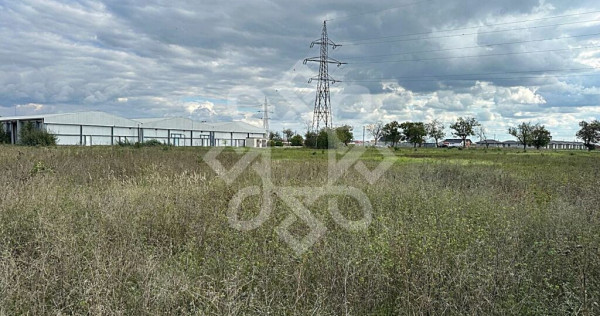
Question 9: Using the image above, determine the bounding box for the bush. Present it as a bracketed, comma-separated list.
[0, 123, 10, 144]
[120, 139, 166, 148]
[19, 122, 57, 146]
[142, 139, 163, 147]
[274, 140, 283, 147]
[290, 135, 303, 146]
[304, 132, 317, 148]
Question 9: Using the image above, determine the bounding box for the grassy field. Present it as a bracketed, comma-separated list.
[0, 145, 599, 315]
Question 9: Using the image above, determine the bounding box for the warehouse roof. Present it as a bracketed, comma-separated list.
[1, 111, 265, 134]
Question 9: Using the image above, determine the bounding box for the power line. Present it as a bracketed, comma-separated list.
[348, 45, 600, 64]
[338, 9, 600, 43]
[325, 0, 431, 22]
[345, 67, 600, 80]
[342, 72, 599, 83]
[341, 20, 600, 46]
[341, 38, 600, 60]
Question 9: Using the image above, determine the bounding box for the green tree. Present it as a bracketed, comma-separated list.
[0, 122, 10, 144]
[425, 119, 445, 147]
[576, 120, 600, 151]
[450, 117, 480, 148]
[382, 121, 402, 147]
[304, 131, 317, 148]
[290, 134, 303, 146]
[399, 122, 427, 148]
[283, 129, 294, 142]
[335, 125, 353, 146]
[19, 122, 57, 146]
[531, 125, 552, 149]
[508, 122, 534, 152]
[316, 128, 337, 149]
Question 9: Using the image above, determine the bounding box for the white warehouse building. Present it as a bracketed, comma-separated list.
[0, 111, 267, 147]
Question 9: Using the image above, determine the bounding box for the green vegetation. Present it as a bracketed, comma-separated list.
[0, 146, 598, 314]
[116, 139, 166, 148]
[399, 121, 426, 148]
[18, 121, 57, 146]
[382, 120, 402, 147]
[0, 123, 10, 144]
[290, 134, 303, 146]
[509, 122, 552, 151]
[335, 125, 354, 146]
[425, 119, 445, 147]
[577, 120, 600, 150]
[450, 117, 480, 148]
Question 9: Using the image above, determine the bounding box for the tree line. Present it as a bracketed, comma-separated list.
[365, 117, 600, 151]
[267, 117, 600, 151]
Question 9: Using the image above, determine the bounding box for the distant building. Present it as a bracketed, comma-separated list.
[475, 139, 503, 148]
[0, 111, 266, 147]
[502, 140, 520, 148]
[546, 140, 586, 150]
[499, 140, 586, 150]
[441, 139, 472, 147]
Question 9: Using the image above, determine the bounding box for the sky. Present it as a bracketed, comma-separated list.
[1, 0, 599, 141]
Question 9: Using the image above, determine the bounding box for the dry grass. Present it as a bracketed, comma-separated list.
[0, 145, 599, 315]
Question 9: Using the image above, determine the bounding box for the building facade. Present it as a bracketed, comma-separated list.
[0, 111, 266, 147]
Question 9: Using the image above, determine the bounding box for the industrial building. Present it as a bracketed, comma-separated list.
[0, 111, 267, 147]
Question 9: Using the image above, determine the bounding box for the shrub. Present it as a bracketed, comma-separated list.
[142, 139, 163, 147]
[304, 132, 317, 148]
[290, 135, 303, 146]
[0, 123, 10, 144]
[19, 122, 57, 146]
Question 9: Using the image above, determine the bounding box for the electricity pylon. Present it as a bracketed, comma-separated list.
[304, 21, 346, 132]
[257, 97, 273, 136]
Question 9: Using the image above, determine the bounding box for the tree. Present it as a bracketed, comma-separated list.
[335, 125, 353, 146]
[531, 125, 552, 149]
[304, 131, 317, 148]
[425, 119, 445, 147]
[290, 134, 303, 146]
[304, 120, 313, 135]
[19, 122, 57, 146]
[450, 117, 479, 148]
[399, 122, 427, 148]
[283, 129, 294, 142]
[576, 120, 600, 151]
[477, 126, 490, 148]
[268, 131, 282, 141]
[508, 122, 534, 151]
[0, 122, 10, 144]
[382, 121, 402, 147]
[366, 121, 384, 146]
[316, 128, 333, 149]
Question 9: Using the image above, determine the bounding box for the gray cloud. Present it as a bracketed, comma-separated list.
[0, 0, 599, 140]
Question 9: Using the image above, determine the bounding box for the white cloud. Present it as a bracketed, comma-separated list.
[0, 0, 598, 141]
[16, 103, 45, 111]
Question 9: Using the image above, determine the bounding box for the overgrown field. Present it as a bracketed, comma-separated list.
[0, 145, 599, 315]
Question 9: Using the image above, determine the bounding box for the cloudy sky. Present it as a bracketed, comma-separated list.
[1, 0, 599, 141]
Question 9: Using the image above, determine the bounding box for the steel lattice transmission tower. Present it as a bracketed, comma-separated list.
[304, 21, 346, 132]
[257, 97, 273, 136]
